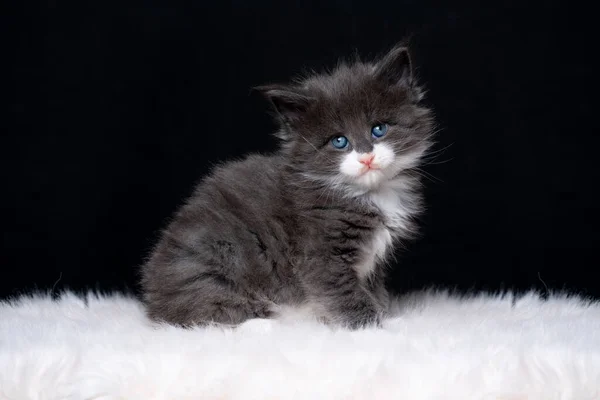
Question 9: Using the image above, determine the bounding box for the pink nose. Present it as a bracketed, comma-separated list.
[359, 153, 375, 167]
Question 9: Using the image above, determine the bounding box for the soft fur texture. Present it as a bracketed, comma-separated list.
[141, 43, 435, 329]
[1, 290, 599, 399]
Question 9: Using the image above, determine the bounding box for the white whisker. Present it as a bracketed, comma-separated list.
[299, 134, 319, 152]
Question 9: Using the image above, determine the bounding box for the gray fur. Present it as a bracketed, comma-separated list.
[140, 43, 435, 329]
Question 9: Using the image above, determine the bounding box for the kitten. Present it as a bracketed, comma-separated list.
[140, 42, 435, 329]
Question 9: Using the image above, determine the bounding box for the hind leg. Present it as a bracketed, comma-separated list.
[143, 267, 276, 328]
[144, 279, 273, 327]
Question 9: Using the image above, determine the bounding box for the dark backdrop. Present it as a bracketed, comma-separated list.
[3, 1, 598, 300]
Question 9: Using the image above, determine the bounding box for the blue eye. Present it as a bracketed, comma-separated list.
[331, 136, 349, 149]
[371, 123, 388, 138]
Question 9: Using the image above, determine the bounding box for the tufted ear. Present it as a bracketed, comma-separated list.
[254, 84, 314, 124]
[374, 43, 414, 89]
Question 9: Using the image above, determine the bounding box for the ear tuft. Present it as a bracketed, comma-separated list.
[253, 84, 313, 123]
[374, 43, 414, 89]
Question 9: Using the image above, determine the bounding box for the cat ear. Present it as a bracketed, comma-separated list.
[374, 44, 414, 89]
[254, 84, 313, 123]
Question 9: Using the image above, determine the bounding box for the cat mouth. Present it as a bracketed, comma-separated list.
[359, 166, 382, 176]
[356, 167, 386, 184]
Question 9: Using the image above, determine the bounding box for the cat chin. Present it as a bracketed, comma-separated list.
[332, 172, 397, 197]
[351, 170, 387, 189]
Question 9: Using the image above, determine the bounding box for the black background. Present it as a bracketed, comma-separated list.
[3, 1, 598, 300]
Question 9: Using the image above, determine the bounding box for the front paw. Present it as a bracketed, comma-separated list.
[338, 299, 383, 330]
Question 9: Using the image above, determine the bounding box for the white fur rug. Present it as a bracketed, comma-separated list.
[1, 290, 600, 400]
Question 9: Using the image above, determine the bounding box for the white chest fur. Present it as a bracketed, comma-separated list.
[353, 179, 414, 279]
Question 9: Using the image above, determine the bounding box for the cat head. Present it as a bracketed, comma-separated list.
[256, 42, 434, 194]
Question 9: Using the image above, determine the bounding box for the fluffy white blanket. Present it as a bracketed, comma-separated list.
[1, 290, 599, 400]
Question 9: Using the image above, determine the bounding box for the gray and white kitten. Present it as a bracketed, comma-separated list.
[140, 43, 435, 329]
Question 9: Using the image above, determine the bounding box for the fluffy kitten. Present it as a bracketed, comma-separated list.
[140, 43, 435, 329]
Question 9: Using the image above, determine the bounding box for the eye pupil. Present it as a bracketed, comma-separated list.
[331, 136, 349, 149]
[371, 123, 388, 138]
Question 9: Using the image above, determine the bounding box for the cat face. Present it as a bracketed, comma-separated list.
[257, 44, 434, 193]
